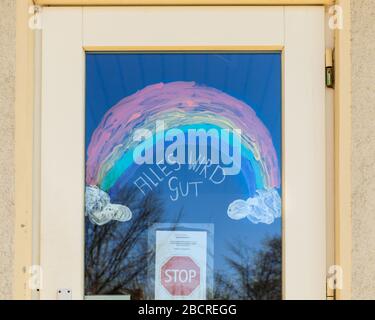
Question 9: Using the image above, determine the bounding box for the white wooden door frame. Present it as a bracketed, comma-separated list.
[40, 6, 326, 299]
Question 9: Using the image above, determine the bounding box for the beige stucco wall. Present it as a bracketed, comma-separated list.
[351, 0, 375, 300]
[0, 0, 16, 300]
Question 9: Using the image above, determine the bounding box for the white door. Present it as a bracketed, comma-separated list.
[40, 6, 326, 300]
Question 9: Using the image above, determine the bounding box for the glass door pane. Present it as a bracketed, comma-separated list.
[84, 52, 282, 300]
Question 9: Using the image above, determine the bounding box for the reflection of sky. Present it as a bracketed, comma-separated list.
[86, 53, 282, 274]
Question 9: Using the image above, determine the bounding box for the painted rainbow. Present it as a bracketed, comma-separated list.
[86, 81, 281, 225]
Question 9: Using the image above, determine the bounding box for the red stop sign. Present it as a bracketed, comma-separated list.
[161, 256, 200, 296]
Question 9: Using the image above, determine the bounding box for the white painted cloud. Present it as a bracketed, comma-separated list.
[227, 189, 281, 225]
[85, 185, 132, 226]
[227, 199, 251, 220]
[85, 185, 110, 216]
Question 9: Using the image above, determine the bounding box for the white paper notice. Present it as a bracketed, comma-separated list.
[155, 230, 207, 300]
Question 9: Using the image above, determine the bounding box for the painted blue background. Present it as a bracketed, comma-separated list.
[86, 52, 282, 283]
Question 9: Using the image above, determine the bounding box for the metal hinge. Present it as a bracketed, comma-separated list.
[325, 48, 335, 89]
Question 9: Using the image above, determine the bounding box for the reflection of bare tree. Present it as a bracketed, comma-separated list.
[215, 236, 282, 300]
[85, 186, 164, 298]
[85, 183, 281, 300]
